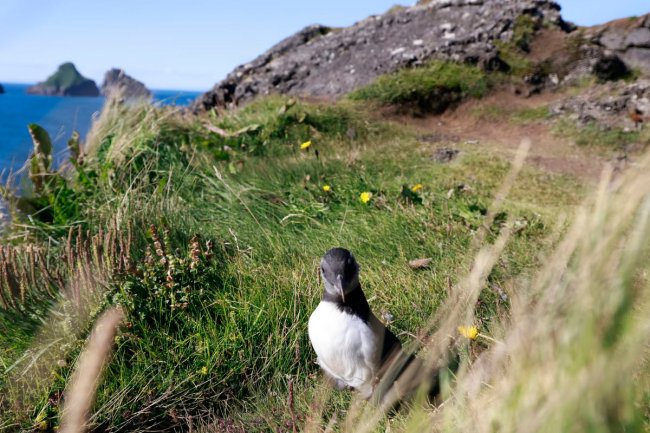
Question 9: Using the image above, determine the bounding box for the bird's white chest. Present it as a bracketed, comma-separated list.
[308, 302, 382, 396]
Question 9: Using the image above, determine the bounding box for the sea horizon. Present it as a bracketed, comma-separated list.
[0, 83, 203, 174]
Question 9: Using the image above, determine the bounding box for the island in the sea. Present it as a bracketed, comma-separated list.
[26, 62, 99, 97]
[0, 83, 4, 94]
[101, 68, 151, 100]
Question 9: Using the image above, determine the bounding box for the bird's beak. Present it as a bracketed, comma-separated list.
[336, 274, 345, 303]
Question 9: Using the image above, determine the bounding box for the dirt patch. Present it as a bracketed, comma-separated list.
[528, 28, 569, 63]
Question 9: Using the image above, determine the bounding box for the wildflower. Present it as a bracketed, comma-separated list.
[322, 184, 331, 192]
[300, 140, 312, 150]
[200, 366, 208, 375]
[359, 191, 373, 204]
[411, 183, 423, 193]
[458, 325, 479, 340]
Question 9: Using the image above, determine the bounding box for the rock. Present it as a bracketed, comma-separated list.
[26, 62, 99, 97]
[0, 83, 4, 94]
[432, 147, 461, 163]
[588, 14, 650, 74]
[101, 68, 151, 100]
[194, 0, 570, 111]
[625, 28, 650, 47]
[592, 54, 629, 82]
[550, 79, 650, 130]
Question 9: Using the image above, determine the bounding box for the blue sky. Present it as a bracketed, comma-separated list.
[0, 1, 647, 91]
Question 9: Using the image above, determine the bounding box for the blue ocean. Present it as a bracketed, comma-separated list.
[0, 83, 201, 173]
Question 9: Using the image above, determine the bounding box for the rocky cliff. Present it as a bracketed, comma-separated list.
[26, 62, 99, 97]
[586, 15, 650, 73]
[0, 83, 4, 94]
[101, 68, 151, 100]
[193, 0, 570, 111]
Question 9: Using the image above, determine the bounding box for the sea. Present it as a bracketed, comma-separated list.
[0, 83, 202, 174]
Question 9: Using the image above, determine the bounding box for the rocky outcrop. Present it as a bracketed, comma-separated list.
[27, 62, 99, 97]
[0, 83, 4, 94]
[101, 68, 151, 100]
[551, 79, 650, 130]
[193, 0, 569, 111]
[587, 14, 650, 73]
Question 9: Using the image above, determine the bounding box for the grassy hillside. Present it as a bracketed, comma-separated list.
[0, 86, 648, 433]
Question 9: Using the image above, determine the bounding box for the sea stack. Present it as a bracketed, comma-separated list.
[101, 68, 151, 100]
[26, 62, 99, 97]
[0, 83, 4, 94]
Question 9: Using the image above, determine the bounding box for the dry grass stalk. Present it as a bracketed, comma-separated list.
[0, 221, 132, 311]
[59, 307, 124, 433]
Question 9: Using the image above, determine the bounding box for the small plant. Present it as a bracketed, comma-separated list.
[113, 227, 223, 327]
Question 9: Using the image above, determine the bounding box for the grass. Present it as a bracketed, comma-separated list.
[552, 118, 649, 150]
[349, 61, 491, 114]
[472, 104, 551, 125]
[0, 93, 648, 432]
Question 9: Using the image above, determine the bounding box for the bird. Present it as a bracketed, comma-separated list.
[308, 248, 446, 405]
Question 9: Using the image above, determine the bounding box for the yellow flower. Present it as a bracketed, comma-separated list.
[200, 366, 208, 375]
[458, 325, 479, 340]
[359, 191, 373, 204]
[322, 184, 331, 192]
[37, 421, 48, 431]
[411, 183, 423, 193]
[300, 140, 312, 150]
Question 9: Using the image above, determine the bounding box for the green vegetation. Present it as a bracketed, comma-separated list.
[471, 104, 550, 125]
[553, 118, 650, 150]
[349, 61, 491, 114]
[0, 93, 648, 433]
[41, 62, 94, 90]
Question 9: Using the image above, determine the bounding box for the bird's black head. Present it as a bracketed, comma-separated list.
[320, 248, 360, 303]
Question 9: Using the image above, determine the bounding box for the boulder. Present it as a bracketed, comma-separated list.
[101, 68, 151, 100]
[193, 0, 569, 111]
[26, 62, 99, 97]
[588, 14, 650, 74]
[550, 79, 650, 130]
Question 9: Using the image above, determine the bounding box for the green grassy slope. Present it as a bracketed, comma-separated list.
[0, 92, 647, 432]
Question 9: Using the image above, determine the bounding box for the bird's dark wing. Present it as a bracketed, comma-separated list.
[380, 327, 402, 365]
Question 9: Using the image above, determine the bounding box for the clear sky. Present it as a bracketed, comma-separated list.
[0, 0, 647, 91]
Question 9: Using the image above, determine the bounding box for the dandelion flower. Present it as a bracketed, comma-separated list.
[322, 185, 331, 192]
[200, 366, 208, 375]
[300, 140, 312, 150]
[359, 191, 373, 204]
[411, 183, 423, 193]
[458, 325, 479, 340]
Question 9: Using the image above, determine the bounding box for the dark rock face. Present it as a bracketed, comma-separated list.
[588, 14, 650, 73]
[592, 54, 630, 82]
[26, 62, 99, 97]
[0, 83, 4, 94]
[101, 68, 151, 100]
[193, 0, 568, 111]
